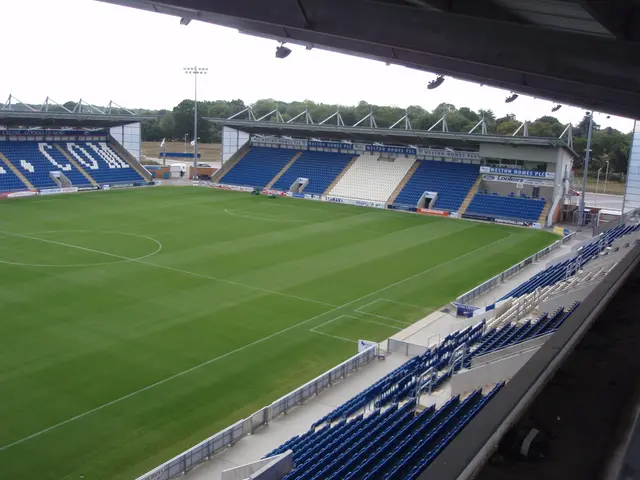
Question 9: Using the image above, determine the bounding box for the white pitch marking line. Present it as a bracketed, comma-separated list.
[355, 316, 403, 330]
[0, 231, 515, 451]
[224, 208, 311, 224]
[0, 230, 336, 308]
[356, 311, 411, 327]
[308, 329, 356, 344]
[310, 314, 357, 332]
[381, 298, 430, 310]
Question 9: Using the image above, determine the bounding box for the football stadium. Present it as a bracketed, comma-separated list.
[4, 1, 640, 480]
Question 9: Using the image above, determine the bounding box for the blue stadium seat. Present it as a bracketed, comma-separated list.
[0, 159, 29, 192]
[220, 147, 297, 188]
[395, 161, 479, 211]
[61, 142, 144, 185]
[466, 192, 545, 222]
[0, 141, 143, 189]
[272, 150, 354, 194]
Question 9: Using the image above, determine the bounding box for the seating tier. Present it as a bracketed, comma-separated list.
[328, 154, 415, 202]
[466, 193, 545, 222]
[272, 150, 354, 194]
[395, 161, 479, 211]
[219, 147, 297, 188]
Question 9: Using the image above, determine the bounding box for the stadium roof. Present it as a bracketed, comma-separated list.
[99, 0, 640, 119]
[207, 117, 578, 156]
[0, 110, 156, 129]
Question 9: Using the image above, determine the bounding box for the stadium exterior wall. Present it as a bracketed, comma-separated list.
[135, 346, 377, 480]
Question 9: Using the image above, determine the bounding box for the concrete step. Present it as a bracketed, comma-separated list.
[265, 151, 302, 189]
[108, 136, 152, 182]
[458, 174, 483, 215]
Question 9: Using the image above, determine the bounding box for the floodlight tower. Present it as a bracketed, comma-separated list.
[184, 66, 208, 179]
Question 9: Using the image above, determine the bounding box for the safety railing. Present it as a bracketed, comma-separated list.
[135, 345, 378, 480]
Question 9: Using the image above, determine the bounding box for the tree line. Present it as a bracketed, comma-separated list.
[133, 99, 631, 177]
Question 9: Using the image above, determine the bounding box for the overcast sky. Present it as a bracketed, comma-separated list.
[1, 0, 634, 133]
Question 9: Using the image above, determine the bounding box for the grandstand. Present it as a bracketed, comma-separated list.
[208, 118, 575, 227]
[0, 140, 146, 191]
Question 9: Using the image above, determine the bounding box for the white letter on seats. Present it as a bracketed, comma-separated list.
[67, 143, 99, 170]
[87, 143, 129, 169]
[39, 143, 71, 171]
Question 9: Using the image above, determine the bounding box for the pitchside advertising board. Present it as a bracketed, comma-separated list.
[325, 196, 386, 209]
[482, 174, 554, 187]
[0, 190, 38, 199]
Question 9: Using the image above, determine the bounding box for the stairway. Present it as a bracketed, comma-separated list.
[538, 200, 551, 225]
[265, 151, 302, 189]
[387, 161, 420, 204]
[457, 174, 482, 215]
[211, 144, 251, 183]
[0, 153, 34, 190]
[54, 144, 99, 188]
[323, 156, 359, 196]
[107, 135, 152, 182]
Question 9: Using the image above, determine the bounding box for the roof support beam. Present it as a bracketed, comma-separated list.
[580, 0, 640, 41]
[414, 0, 527, 23]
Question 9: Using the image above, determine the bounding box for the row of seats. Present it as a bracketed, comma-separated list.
[0, 161, 28, 191]
[272, 150, 354, 195]
[466, 192, 546, 222]
[465, 303, 580, 365]
[500, 224, 640, 301]
[0, 141, 143, 191]
[220, 147, 296, 188]
[395, 161, 479, 211]
[328, 154, 415, 202]
[276, 384, 502, 480]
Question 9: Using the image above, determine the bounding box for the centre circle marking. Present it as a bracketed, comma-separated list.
[0, 230, 163, 267]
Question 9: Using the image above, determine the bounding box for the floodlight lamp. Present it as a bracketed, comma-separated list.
[180, 17, 191, 26]
[505, 93, 519, 103]
[275, 43, 292, 59]
[427, 75, 445, 90]
[551, 104, 562, 112]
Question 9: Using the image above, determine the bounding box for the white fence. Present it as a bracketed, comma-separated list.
[135, 346, 378, 480]
[455, 233, 575, 305]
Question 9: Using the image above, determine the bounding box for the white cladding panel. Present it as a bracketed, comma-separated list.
[624, 121, 640, 212]
[109, 123, 141, 161]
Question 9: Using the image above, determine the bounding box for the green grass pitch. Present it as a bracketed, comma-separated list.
[0, 187, 557, 479]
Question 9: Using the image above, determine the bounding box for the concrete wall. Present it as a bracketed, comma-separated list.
[221, 451, 292, 480]
[471, 334, 551, 368]
[538, 284, 597, 313]
[451, 347, 539, 396]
